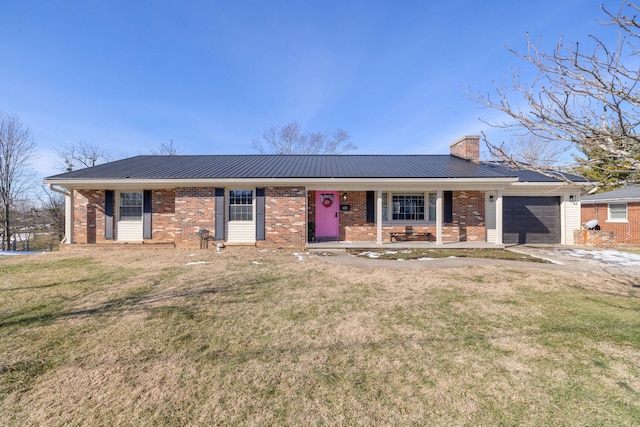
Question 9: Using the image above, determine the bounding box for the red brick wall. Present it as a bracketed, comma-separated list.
[339, 191, 376, 241]
[451, 191, 486, 242]
[151, 190, 178, 243]
[263, 186, 306, 247]
[174, 187, 216, 248]
[73, 188, 209, 248]
[71, 187, 488, 247]
[581, 202, 640, 244]
[73, 190, 106, 244]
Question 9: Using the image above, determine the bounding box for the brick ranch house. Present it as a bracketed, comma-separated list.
[44, 136, 588, 249]
[580, 185, 640, 245]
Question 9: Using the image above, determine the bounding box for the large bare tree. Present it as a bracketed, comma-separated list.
[473, 2, 640, 188]
[0, 112, 37, 250]
[57, 141, 111, 172]
[252, 121, 356, 154]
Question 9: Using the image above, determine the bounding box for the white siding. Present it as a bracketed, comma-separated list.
[563, 196, 581, 245]
[227, 221, 256, 244]
[117, 221, 143, 241]
[485, 193, 497, 243]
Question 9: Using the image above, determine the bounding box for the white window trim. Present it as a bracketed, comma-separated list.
[117, 191, 143, 222]
[607, 202, 628, 223]
[381, 191, 435, 225]
[228, 189, 256, 223]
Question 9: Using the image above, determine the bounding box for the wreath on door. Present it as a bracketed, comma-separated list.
[321, 194, 334, 208]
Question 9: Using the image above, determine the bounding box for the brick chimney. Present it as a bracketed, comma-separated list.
[450, 135, 480, 163]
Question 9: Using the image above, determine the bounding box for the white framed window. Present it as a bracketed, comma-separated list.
[119, 192, 143, 221]
[229, 190, 253, 221]
[381, 192, 435, 223]
[608, 203, 627, 222]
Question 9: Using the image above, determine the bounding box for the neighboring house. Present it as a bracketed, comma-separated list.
[581, 185, 640, 245]
[44, 136, 588, 249]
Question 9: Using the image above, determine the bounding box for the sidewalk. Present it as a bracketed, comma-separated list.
[308, 246, 640, 279]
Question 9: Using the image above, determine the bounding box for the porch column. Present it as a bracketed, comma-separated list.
[436, 190, 443, 244]
[376, 190, 383, 244]
[495, 189, 503, 245]
[64, 191, 73, 244]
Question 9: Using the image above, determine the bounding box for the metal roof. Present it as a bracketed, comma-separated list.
[581, 185, 640, 203]
[480, 162, 590, 183]
[46, 154, 519, 180]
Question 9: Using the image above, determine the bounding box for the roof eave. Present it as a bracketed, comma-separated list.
[43, 176, 518, 190]
[581, 197, 639, 204]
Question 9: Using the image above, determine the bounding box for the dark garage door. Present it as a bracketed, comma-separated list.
[503, 196, 560, 244]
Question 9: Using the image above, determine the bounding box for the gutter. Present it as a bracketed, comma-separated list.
[48, 184, 71, 196]
[581, 197, 637, 204]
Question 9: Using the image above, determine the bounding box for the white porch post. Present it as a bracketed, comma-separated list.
[64, 191, 73, 244]
[376, 190, 383, 244]
[495, 189, 503, 245]
[436, 190, 443, 244]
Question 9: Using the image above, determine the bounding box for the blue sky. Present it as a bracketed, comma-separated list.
[0, 0, 622, 178]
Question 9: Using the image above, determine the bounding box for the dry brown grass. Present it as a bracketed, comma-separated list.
[1, 248, 640, 426]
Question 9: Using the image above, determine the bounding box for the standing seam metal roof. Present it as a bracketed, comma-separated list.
[45, 154, 532, 180]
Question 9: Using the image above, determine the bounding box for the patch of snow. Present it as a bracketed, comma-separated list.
[417, 257, 435, 261]
[186, 261, 209, 265]
[560, 249, 640, 267]
[292, 252, 306, 261]
[358, 251, 381, 258]
[0, 251, 44, 256]
[400, 250, 413, 254]
[252, 261, 263, 265]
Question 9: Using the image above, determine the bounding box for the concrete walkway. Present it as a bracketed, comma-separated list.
[307, 241, 504, 250]
[308, 245, 640, 280]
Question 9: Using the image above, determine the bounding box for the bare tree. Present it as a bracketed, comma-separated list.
[252, 121, 356, 154]
[0, 112, 37, 251]
[37, 186, 65, 247]
[58, 141, 111, 172]
[486, 134, 571, 168]
[151, 139, 181, 155]
[472, 2, 640, 188]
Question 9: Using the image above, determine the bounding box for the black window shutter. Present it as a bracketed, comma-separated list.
[143, 190, 152, 239]
[444, 191, 453, 223]
[215, 188, 225, 240]
[256, 188, 265, 240]
[366, 191, 375, 223]
[105, 190, 114, 240]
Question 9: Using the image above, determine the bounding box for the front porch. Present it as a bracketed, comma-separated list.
[306, 240, 505, 250]
[307, 189, 502, 246]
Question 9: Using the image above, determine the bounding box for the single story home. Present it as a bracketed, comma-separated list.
[580, 185, 640, 245]
[44, 136, 588, 249]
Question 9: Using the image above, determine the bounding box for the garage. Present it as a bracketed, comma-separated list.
[503, 196, 561, 244]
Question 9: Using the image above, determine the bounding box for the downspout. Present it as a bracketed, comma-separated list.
[48, 184, 73, 245]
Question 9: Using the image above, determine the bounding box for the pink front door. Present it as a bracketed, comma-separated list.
[315, 191, 339, 239]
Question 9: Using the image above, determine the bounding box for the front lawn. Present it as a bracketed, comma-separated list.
[1, 248, 639, 425]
